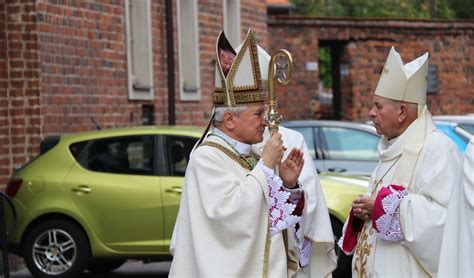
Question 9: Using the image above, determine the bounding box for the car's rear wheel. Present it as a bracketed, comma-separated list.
[22, 219, 90, 278]
[87, 259, 126, 273]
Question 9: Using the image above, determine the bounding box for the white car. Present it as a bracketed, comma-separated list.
[282, 120, 380, 176]
[433, 115, 474, 135]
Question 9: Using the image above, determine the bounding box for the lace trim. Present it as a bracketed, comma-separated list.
[258, 161, 302, 237]
[338, 234, 355, 255]
[374, 186, 408, 242]
[299, 238, 312, 267]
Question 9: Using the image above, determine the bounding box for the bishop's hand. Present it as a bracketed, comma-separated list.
[279, 148, 304, 189]
[261, 133, 285, 169]
[352, 195, 375, 220]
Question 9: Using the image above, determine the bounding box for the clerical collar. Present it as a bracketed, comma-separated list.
[212, 128, 252, 155]
[378, 133, 405, 161]
[386, 135, 400, 146]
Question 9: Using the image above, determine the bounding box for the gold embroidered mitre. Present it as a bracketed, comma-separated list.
[214, 30, 265, 107]
[235, 43, 272, 93]
[375, 46, 429, 104]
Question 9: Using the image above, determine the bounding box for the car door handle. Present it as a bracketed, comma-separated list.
[72, 185, 91, 194]
[165, 187, 182, 194]
[328, 167, 347, 173]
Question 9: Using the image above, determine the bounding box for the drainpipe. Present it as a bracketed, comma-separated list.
[165, 0, 176, 125]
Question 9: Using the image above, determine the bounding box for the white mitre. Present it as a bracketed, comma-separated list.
[375, 46, 429, 104]
[235, 43, 271, 90]
[376, 47, 436, 187]
[214, 30, 266, 107]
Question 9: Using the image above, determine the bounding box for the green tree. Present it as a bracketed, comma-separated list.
[448, 0, 474, 18]
[319, 47, 332, 89]
[291, 0, 466, 19]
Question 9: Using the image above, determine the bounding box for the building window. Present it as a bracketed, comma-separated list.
[141, 104, 154, 125]
[427, 64, 438, 94]
[177, 0, 201, 101]
[126, 0, 154, 100]
[223, 0, 241, 47]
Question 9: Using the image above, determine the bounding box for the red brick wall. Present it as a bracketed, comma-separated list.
[175, 0, 268, 125]
[151, 1, 171, 125]
[0, 2, 8, 187]
[0, 1, 42, 187]
[0, 0, 268, 187]
[36, 1, 140, 133]
[268, 17, 474, 122]
[266, 26, 320, 119]
[241, 0, 268, 48]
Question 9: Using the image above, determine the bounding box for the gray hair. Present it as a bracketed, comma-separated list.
[389, 99, 418, 117]
[213, 106, 247, 127]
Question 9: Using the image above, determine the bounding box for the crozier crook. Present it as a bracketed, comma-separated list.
[266, 49, 293, 135]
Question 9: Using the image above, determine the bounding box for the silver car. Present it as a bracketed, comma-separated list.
[282, 120, 380, 176]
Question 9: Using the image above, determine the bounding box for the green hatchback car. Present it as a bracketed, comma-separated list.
[4, 126, 367, 277]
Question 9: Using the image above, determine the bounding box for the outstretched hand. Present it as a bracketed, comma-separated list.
[279, 148, 304, 189]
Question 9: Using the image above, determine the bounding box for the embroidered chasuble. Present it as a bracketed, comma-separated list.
[170, 133, 306, 277]
[345, 120, 462, 277]
[256, 127, 337, 277]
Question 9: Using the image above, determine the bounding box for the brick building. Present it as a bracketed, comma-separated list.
[0, 0, 268, 187]
[1, 0, 473, 187]
[268, 17, 474, 121]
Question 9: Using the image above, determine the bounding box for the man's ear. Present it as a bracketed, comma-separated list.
[223, 111, 235, 130]
[398, 104, 408, 123]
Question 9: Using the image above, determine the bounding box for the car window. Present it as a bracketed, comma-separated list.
[321, 127, 379, 161]
[288, 127, 316, 160]
[165, 136, 198, 177]
[459, 123, 474, 134]
[79, 135, 155, 175]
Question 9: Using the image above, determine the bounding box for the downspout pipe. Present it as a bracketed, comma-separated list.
[165, 0, 176, 125]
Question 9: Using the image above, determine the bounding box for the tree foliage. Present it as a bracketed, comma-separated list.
[319, 47, 332, 89]
[291, 0, 472, 19]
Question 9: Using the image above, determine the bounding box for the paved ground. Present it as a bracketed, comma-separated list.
[9, 260, 171, 278]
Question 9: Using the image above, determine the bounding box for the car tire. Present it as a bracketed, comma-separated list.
[330, 217, 353, 278]
[22, 219, 90, 278]
[87, 259, 126, 273]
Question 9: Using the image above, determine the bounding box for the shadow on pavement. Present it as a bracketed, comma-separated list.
[10, 261, 171, 278]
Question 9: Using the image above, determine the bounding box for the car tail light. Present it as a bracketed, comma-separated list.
[5, 178, 23, 197]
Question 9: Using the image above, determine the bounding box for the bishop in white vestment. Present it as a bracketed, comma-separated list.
[170, 30, 335, 277]
[339, 47, 462, 277]
[438, 138, 474, 277]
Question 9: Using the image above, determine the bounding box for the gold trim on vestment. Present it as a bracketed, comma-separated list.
[213, 90, 265, 106]
[282, 229, 299, 272]
[263, 223, 270, 278]
[354, 226, 371, 278]
[198, 141, 259, 170]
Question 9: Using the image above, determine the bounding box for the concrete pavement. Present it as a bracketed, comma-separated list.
[10, 260, 171, 278]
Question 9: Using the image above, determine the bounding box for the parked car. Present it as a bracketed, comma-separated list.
[4, 126, 366, 277]
[433, 115, 473, 153]
[433, 115, 474, 135]
[283, 120, 380, 176]
[435, 121, 472, 153]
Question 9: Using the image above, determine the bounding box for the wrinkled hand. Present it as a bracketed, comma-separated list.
[261, 133, 284, 169]
[352, 195, 375, 220]
[279, 148, 304, 189]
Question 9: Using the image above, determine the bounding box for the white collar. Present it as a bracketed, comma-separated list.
[378, 133, 405, 161]
[212, 128, 253, 155]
